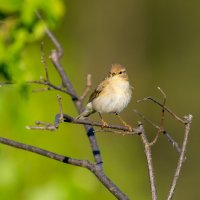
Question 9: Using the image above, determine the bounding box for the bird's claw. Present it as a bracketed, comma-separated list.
[101, 120, 108, 128]
[126, 124, 133, 132]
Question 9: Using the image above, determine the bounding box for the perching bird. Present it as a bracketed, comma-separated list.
[76, 64, 133, 130]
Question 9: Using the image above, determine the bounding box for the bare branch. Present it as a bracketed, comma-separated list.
[27, 80, 76, 97]
[137, 97, 185, 124]
[157, 86, 166, 132]
[1, 80, 76, 98]
[149, 133, 159, 146]
[133, 109, 181, 153]
[163, 131, 182, 154]
[35, 11, 63, 57]
[32, 87, 51, 93]
[26, 113, 141, 135]
[40, 41, 49, 82]
[0, 136, 90, 167]
[167, 114, 193, 200]
[80, 74, 92, 102]
[150, 87, 167, 146]
[41, 19, 103, 166]
[139, 123, 157, 200]
[133, 109, 160, 130]
[57, 95, 64, 121]
[0, 136, 129, 200]
[94, 129, 135, 135]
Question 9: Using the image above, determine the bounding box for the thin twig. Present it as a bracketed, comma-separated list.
[35, 11, 63, 57]
[149, 133, 159, 146]
[94, 129, 135, 135]
[133, 109, 160, 130]
[57, 95, 64, 121]
[40, 41, 49, 82]
[137, 97, 185, 124]
[157, 87, 166, 130]
[32, 87, 52, 93]
[0, 80, 76, 97]
[133, 109, 181, 153]
[167, 114, 193, 200]
[150, 87, 166, 146]
[163, 131, 182, 154]
[26, 113, 140, 135]
[26, 120, 57, 131]
[80, 74, 92, 102]
[27, 80, 76, 97]
[139, 123, 157, 200]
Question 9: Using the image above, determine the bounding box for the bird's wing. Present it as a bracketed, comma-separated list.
[89, 78, 108, 102]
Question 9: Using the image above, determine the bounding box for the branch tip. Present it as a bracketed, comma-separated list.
[184, 114, 193, 124]
[157, 86, 166, 99]
[80, 73, 92, 102]
[25, 126, 31, 130]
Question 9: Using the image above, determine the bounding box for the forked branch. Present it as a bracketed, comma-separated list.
[0, 136, 128, 200]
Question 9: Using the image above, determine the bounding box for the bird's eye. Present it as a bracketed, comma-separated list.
[119, 71, 122, 74]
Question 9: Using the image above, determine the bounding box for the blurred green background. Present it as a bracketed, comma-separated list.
[0, 0, 199, 199]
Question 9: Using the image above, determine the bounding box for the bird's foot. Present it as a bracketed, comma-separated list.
[125, 124, 133, 132]
[116, 114, 133, 132]
[101, 119, 108, 128]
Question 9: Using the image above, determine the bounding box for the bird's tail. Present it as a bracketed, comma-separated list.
[75, 102, 95, 120]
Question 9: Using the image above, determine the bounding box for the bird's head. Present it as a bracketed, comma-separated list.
[109, 64, 128, 79]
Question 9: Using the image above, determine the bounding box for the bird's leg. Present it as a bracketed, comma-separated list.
[116, 113, 133, 132]
[98, 113, 108, 128]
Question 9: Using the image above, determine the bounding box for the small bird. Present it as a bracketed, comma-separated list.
[76, 64, 133, 130]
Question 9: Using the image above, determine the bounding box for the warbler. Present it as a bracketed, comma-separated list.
[76, 64, 133, 130]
